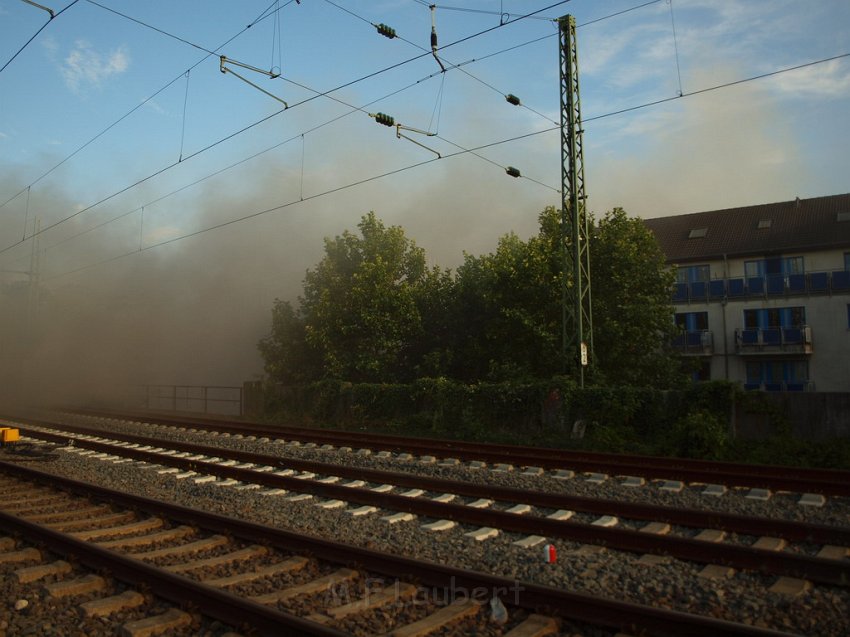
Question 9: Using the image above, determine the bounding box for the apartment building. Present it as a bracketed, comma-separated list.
[644, 193, 850, 392]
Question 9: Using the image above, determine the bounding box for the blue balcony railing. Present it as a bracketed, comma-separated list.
[672, 330, 713, 355]
[735, 326, 813, 354]
[744, 381, 815, 392]
[673, 269, 850, 302]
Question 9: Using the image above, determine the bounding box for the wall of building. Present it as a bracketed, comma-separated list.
[673, 249, 850, 392]
[685, 249, 847, 281]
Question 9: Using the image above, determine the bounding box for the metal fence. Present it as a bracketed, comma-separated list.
[142, 385, 243, 416]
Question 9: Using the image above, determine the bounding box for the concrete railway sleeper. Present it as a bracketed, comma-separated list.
[14, 420, 850, 545]
[0, 466, 800, 637]
[8, 424, 850, 590]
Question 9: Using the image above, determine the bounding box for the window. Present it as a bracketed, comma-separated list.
[675, 312, 708, 331]
[743, 306, 806, 328]
[745, 256, 804, 277]
[847, 304, 850, 329]
[688, 227, 708, 239]
[845, 252, 850, 270]
[746, 361, 809, 386]
[746, 362, 762, 383]
[676, 264, 710, 284]
[757, 219, 772, 229]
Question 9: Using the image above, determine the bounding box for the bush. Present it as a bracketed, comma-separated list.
[668, 409, 729, 460]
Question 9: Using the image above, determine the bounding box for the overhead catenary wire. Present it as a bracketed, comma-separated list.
[420, 0, 664, 74]
[179, 71, 191, 162]
[35, 49, 850, 283]
[35, 66, 556, 263]
[270, 0, 283, 75]
[668, 0, 684, 96]
[2, 1, 845, 274]
[0, 0, 574, 254]
[0, 0, 80, 74]
[0, 0, 568, 220]
[3, 18, 847, 266]
[38, 75, 475, 258]
[43, 132, 540, 283]
[411, 0, 556, 22]
[0, 0, 677, 233]
[0, 0, 288, 214]
[324, 0, 559, 125]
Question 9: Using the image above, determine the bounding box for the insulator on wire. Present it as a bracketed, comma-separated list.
[376, 23, 397, 39]
[505, 166, 521, 178]
[505, 94, 521, 106]
[373, 112, 395, 127]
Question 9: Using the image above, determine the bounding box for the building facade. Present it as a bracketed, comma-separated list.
[645, 194, 850, 392]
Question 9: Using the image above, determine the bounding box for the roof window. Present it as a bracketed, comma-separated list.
[688, 227, 708, 239]
[838, 211, 850, 222]
[758, 219, 772, 229]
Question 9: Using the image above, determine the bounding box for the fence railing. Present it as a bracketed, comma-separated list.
[673, 269, 850, 303]
[142, 385, 242, 416]
[743, 381, 815, 392]
[734, 326, 813, 354]
[672, 330, 713, 355]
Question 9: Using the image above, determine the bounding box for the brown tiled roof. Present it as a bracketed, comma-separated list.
[643, 193, 850, 263]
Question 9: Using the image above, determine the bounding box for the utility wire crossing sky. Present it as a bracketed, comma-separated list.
[0, 0, 848, 388]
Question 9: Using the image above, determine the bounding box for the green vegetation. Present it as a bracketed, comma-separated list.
[256, 208, 849, 470]
[259, 207, 681, 386]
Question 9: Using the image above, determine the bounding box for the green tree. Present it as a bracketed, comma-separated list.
[300, 212, 427, 382]
[451, 230, 560, 381]
[259, 206, 684, 389]
[257, 300, 321, 384]
[588, 207, 681, 386]
[452, 205, 682, 386]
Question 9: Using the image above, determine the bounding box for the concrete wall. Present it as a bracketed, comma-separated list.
[736, 392, 850, 440]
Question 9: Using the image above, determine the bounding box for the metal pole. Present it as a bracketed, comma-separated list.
[558, 15, 593, 386]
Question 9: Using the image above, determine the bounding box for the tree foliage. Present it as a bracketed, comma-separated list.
[259, 207, 685, 388]
[257, 300, 320, 385]
[587, 207, 681, 386]
[301, 211, 429, 382]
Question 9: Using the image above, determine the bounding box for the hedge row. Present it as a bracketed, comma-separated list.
[261, 378, 738, 445]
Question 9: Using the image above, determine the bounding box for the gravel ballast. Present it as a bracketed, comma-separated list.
[2, 416, 849, 636]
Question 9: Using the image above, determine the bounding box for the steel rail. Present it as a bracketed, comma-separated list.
[19, 420, 850, 545]
[12, 426, 850, 587]
[67, 407, 850, 496]
[0, 462, 798, 637]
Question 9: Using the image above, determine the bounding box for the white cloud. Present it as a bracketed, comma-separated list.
[60, 40, 130, 93]
[768, 59, 850, 98]
[41, 35, 59, 55]
[144, 99, 167, 116]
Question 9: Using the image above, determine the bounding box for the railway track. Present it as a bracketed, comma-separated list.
[10, 417, 850, 584]
[68, 407, 850, 497]
[0, 462, 795, 637]
[2, 410, 848, 635]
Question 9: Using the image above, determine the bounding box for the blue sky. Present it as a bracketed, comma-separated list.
[0, 0, 848, 387]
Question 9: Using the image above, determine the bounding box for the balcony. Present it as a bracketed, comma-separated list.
[735, 326, 813, 355]
[743, 380, 815, 392]
[673, 269, 850, 303]
[672, 330, 713, 355]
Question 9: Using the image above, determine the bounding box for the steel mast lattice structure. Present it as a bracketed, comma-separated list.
[559, 15, 593, 386]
